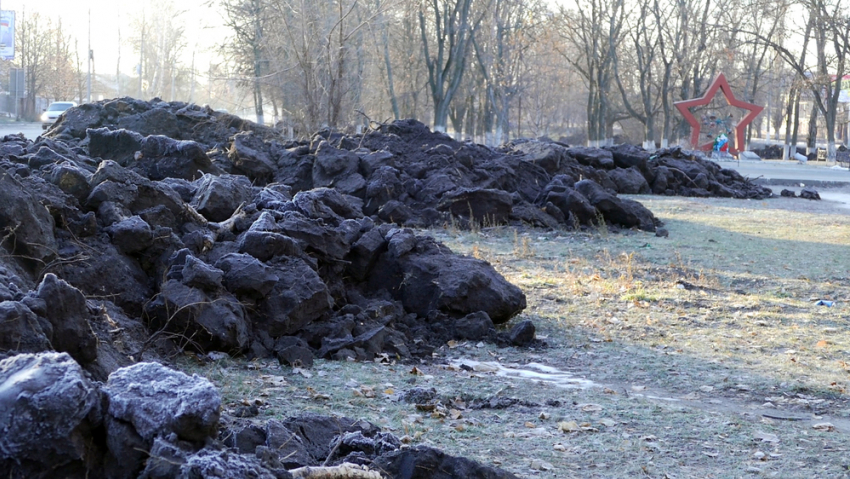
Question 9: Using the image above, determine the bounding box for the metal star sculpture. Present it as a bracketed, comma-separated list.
[674, 73, 763, 155]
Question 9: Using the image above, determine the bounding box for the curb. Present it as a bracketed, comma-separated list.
[751, 178, 850, 188]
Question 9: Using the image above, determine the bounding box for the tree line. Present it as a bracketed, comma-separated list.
[8, 0, 850, 160]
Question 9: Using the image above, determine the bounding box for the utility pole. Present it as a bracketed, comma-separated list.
[87, 9, 92, 103]
[138, 10, 145, 99]
[170, 59, 175, 102]
[207, 62, 212, 105]
[116, 8, 120, 97]
[189, 50, 195, 103]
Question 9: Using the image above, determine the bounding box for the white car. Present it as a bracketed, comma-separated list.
[41, 101, 77, 130]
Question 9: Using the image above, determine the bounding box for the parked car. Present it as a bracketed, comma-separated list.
[40, 101, 77, 130]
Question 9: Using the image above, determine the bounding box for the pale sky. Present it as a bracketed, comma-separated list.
[4, 0, 228, 76]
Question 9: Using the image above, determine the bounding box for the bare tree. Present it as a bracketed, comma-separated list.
[418, 0, 485, 133]
[43, 19, 78, 101]
[262, 0, 385, 131]
[614, 0, 659, 149]
[17, 11, 52, 119]
[753, 0, 849, 160]
[372, 0, 401, 120]
[472, 0, 542, 144]
[220, 0, 269, 125]
[129, 0, 187, 100]
[557, 0, 625, 146]
[737, 1, 784, 150]
[809, 0, 850, 160]
[393, 1, 428, 119]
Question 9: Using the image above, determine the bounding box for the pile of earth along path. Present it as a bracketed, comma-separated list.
[1, 98, 772, 381]
[0, 351, 519, 479]
[46, 98, 771, 234]
[2, 99, 533, 384]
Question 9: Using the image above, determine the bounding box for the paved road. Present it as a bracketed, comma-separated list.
[719, 159, 850, 186]
[0, 122, 45, 141]
[718, 159, 850, 209]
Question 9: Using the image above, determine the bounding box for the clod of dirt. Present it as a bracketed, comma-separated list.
[509, 320, 536, 346]
[800, 188, 821, 200]
[2, 351, 514, 478]
[0, 352, 100, 477]
[373, 445, 519, 479]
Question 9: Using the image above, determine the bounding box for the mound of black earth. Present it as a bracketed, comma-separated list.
[0, 352, 519, 479]
[0, 99, 773, 381]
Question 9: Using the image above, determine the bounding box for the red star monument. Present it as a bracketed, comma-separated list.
[674, 73, 764, 155]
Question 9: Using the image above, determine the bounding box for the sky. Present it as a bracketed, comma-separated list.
[4, 0, 229, 76]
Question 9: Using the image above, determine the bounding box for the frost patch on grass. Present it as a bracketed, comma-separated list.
[450, 359, 600, 390]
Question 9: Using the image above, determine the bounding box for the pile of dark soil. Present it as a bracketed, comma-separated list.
[0, 351, 518, 478]
[0, 98, 774, 477]
[1, 98, 774, 373]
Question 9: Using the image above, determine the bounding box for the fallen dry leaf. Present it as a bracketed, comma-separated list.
[558, 421, 580, 433]
[816, 340, 828, 348]
[579, 422, 598, 432]
[530, 459, 554, 471]
[471, 362, 500, 373]
[403, 414, 423, 424]
[812, 422, 836, 432]
[577, 403, 603, 412]
[306, 387, 329, 400]
[754, 431, 780, 443]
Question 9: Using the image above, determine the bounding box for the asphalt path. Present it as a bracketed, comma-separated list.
[0, 122, 45, 141]
[720, 159, 850, 186]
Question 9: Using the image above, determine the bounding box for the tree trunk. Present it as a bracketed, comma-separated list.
[253, 59, 264, 126]
[381, 20, 400, 120]
[806, 104, 817, 156]
[419, 0, 476, 133]
[782, 87, 796, 160]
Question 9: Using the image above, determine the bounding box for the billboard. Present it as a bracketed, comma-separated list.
[0, 11, 14, 61]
